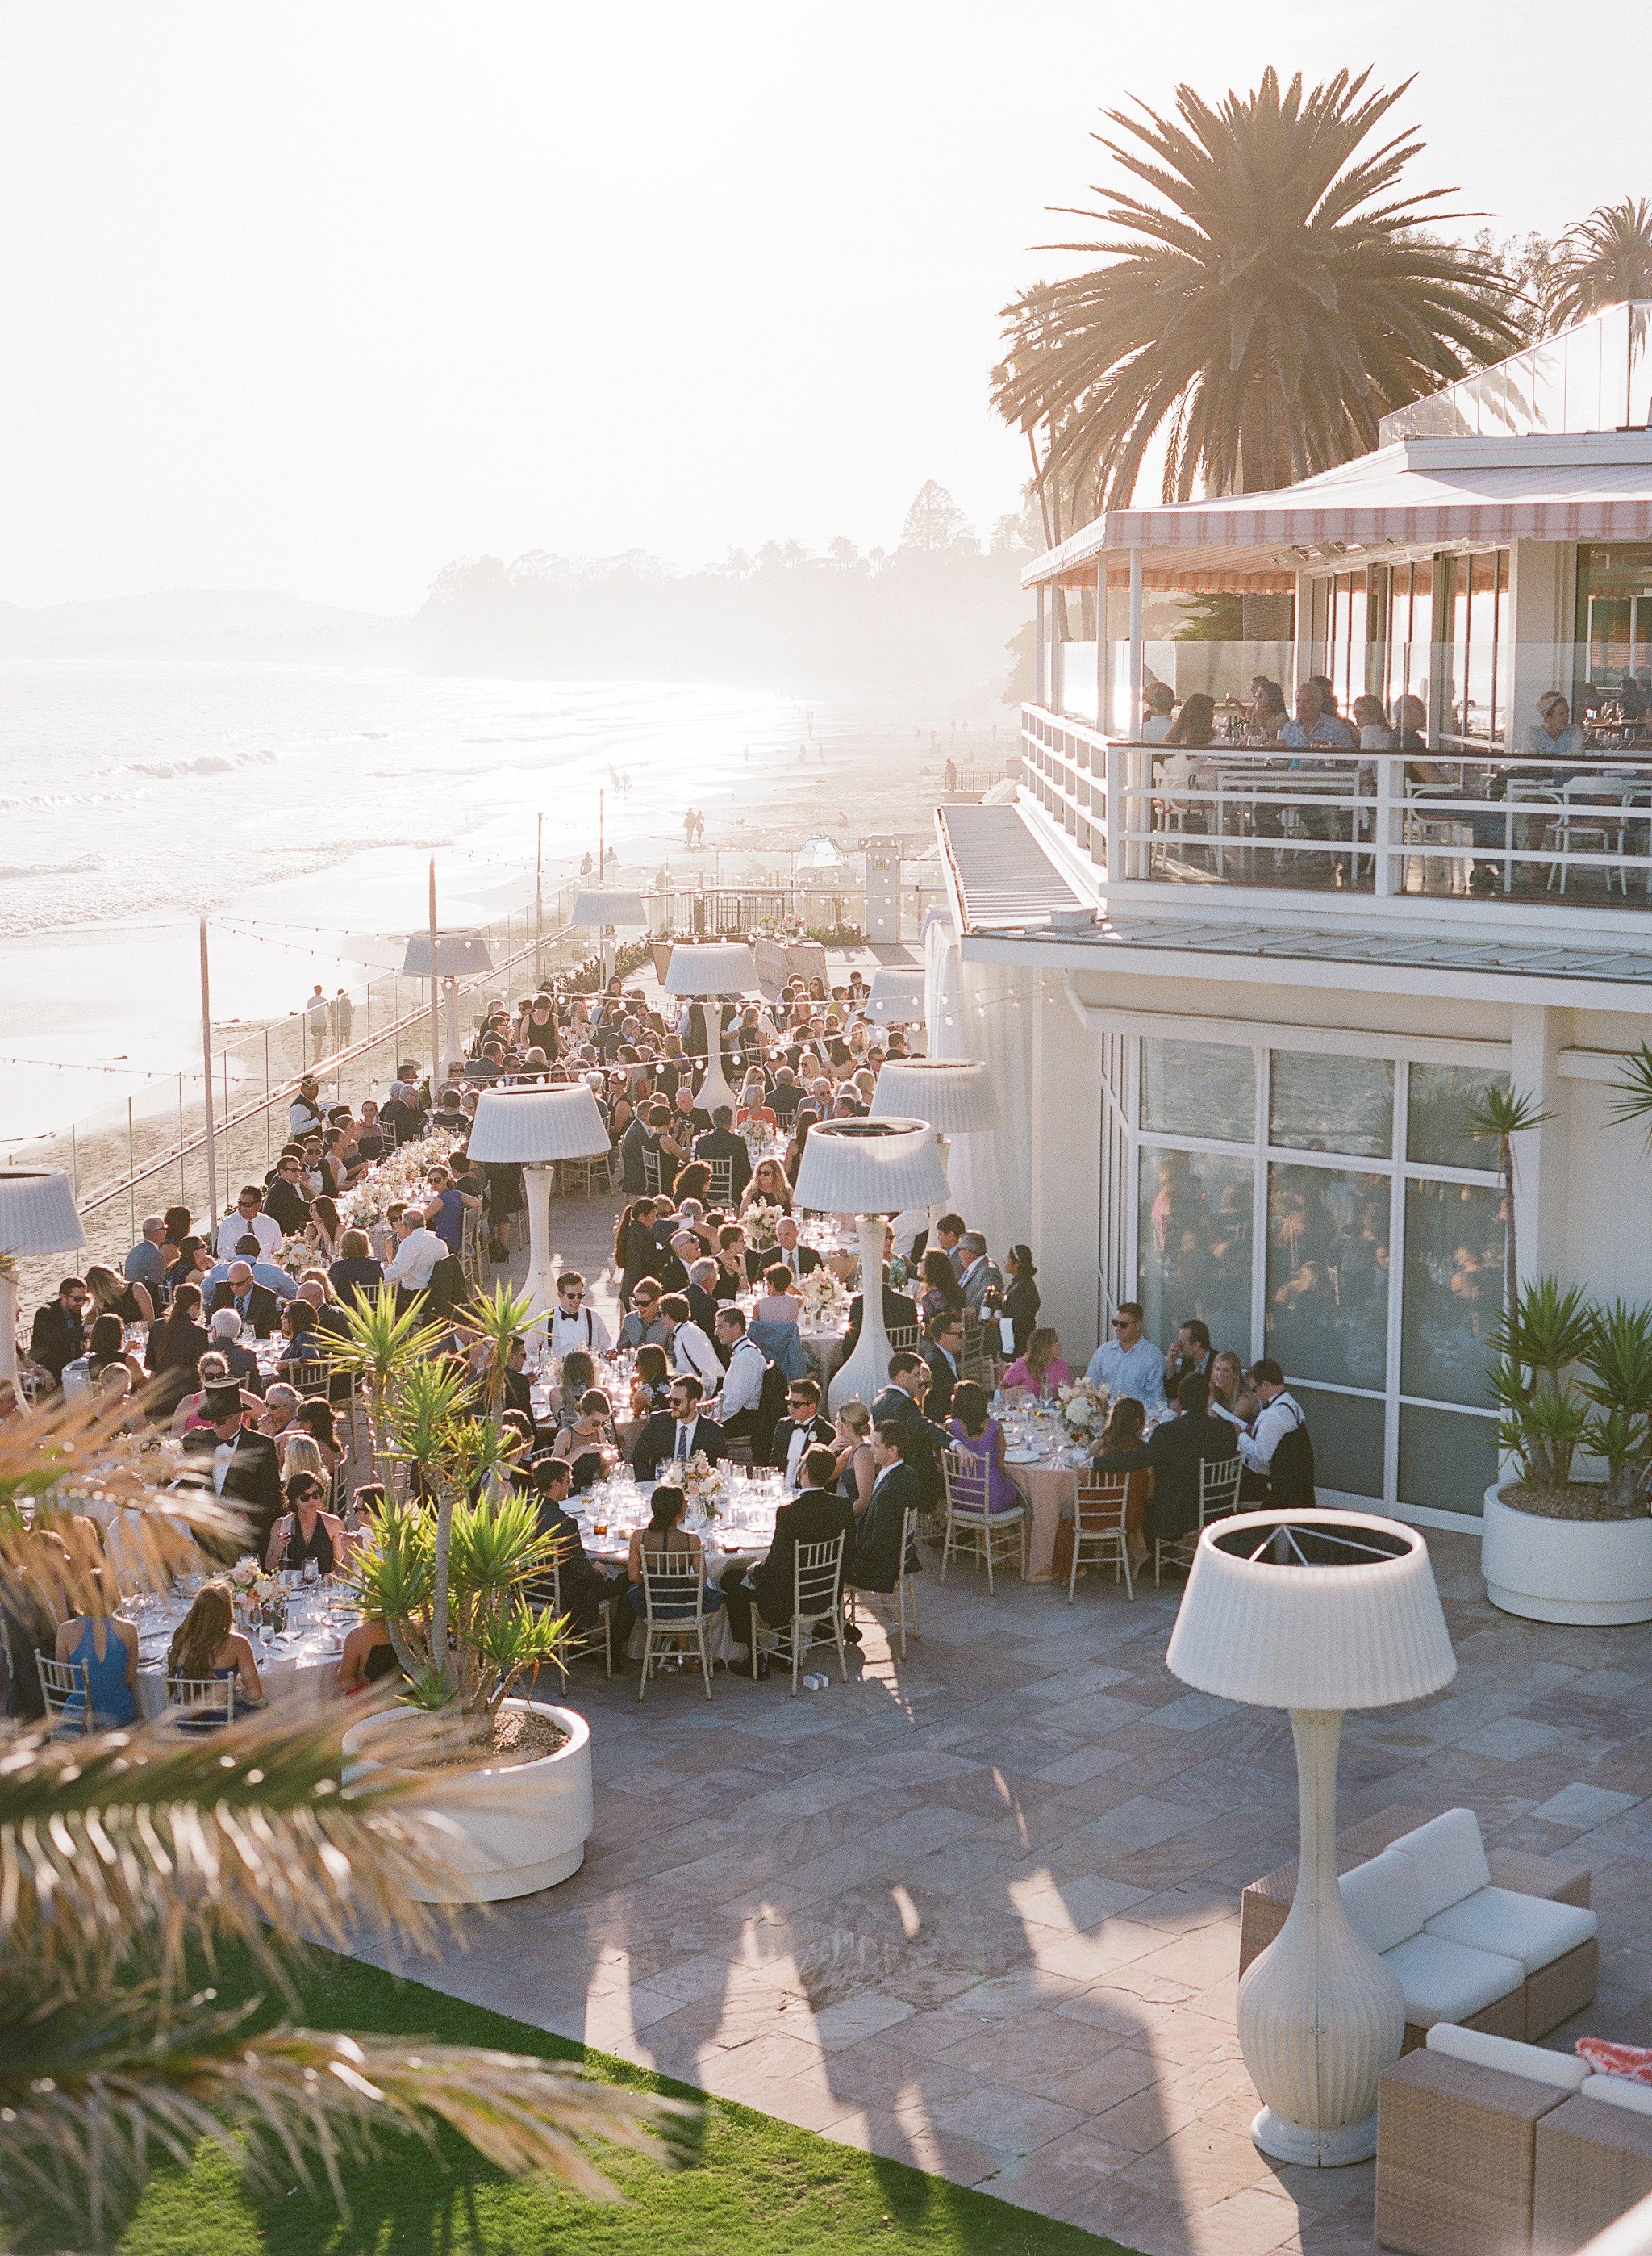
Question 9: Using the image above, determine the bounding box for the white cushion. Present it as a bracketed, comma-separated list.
[1381, 1933, 1525, 2028]
[1424, 1886, 1597, 1976]
[1340, 1848, 1425, 1953]
[1390, 1808, 1493, 1918]
[1426, 2022, 1589, 2092]
[1583, 2074, 1652, 2120]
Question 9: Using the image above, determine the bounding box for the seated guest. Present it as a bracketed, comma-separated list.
[832, 1399, 877, 1515]
[145, 1285, 211, 1420]
[749, 1212, 815, 1286]
[1090, 1372, 1240, 1573]
[770, 1375, 834, 1486]
[52, 1565, 139, 1729]
[632, 1373, 726, 1480]
[261, 1151, 312, 1238]
[327, 1228, 384, 1306]
[1164, 1317, 1214, 1395]
[916, 1248, 965, 1322]
[629, 1343, 673, 1418]
[215, 1185, 282, 1262]
[552, 1389, 618, 1469]
[920, 1310, 964, 1419]
[753, 1263, 801, 1324]
[275, 1300, 327, 1381]
[851, 1422, 924, 1593]
[28, 1276, 88, 1389]
[206, 1308, 264, 1394]
[169, 1350, 237, 1436]
[740, 1157, 795, 1220]
[870, 1352, 951, 1514]
[165, 1580, 263, 1715]
[1085, 1301, 1166, 1410]
[202, 1236, 300, 1305]
[1209, 1348, 1259, 1429]
[336, 1613, 403, 1695]
[207, 1260, 281, 1340]
[530, 1456, 624, 1637]
[553, 1350, 598, 1425]
[944, 1379, 1023, 1515]
[624, 1481, 723, 1624]
[712, 1226, 749, 1303]
[719, 1444, 855, 1678]
[619, 1280, 672, 1351]
[87, 1260, 154, 1331]
[264, 1471, 344, 1576]
[1000, 1326, 1070, 1398]
[658, 1292, 724, 1392]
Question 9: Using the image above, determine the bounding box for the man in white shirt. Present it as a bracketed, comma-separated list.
[1084, 1301, 1167, 1410]
[1236, 1358, 1310, 1491]
[215, 1186, 282, 1261]
[289, 1076, 325, 1136]
[770, 1375, 833, 1488]
[712, 1308, 770, 1439]
[385, 1213, 446, 1293]
[658, 1291, 724, 1393]
[546, 1271, 613, 1356]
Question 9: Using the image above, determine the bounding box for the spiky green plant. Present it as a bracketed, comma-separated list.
[1488, 1277, 1598, 1490]
[991, 68, 1521, 511]
[323, 1286, 448, 1489]
[0, 1402, 684, 2246]
[1605, 1042, 1652, 1150]
[452, 1280, 540, 1421]
[1463, 1081, 1554, 1319]
[1579, 1299, 1652, 1512]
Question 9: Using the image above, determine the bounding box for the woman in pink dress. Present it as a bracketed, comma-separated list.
[999, 1326, 1072, 1399]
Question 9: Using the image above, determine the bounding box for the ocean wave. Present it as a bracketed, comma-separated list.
[121, 747, 278, 779]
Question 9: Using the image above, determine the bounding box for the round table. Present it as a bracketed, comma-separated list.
[1004, 1456, 1082, 1583]
[131, 1600, 353, 1719]
[576, 1475, 777, 1663]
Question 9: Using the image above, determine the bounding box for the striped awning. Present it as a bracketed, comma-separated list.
[1029, 433, 1652, 587]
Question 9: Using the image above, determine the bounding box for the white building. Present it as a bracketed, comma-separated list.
[932, 303, 1652, 1528]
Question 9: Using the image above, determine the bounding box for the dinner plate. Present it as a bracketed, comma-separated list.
[1003, 1448, 1042, 1465]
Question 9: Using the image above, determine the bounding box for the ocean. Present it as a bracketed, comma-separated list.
[0, 659, 804, 1144]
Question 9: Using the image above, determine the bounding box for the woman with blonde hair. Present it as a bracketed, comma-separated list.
[277, 1431, 331, 1492]
[832, 1398, 877, 1517]
[999, 1326, 1072, 1399]
[740, 1156, 793, 1217]
[86, 1260, 153, 1328]
[736, 1071, 776, 1130]
[165, 1581, 263, 1715]
[52, 1563, 139, 1728]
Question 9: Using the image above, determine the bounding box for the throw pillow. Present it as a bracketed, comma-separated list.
[1577, 2037, 1652, 2085]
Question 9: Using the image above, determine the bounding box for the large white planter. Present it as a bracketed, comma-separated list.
[1481, 1485, 1652, 1626]
[342, 1699, 593, 1903]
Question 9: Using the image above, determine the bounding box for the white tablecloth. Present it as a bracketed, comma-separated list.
[132, 1604, 353, 1719]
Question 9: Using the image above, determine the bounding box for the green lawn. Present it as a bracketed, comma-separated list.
[101, 1945, 1134, 2256]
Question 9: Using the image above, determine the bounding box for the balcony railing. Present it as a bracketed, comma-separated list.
[1020, 706, 1652, 913]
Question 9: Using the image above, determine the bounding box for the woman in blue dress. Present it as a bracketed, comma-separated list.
[944, 1381, 1024, 1515]
[52, 1567, 139, 1728]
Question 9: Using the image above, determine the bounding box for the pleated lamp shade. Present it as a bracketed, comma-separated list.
[1166, 1510, 1457, 1711]
[401, 931, 494, 978]
[792, 1118, 951, 1217]
[870, 1058, 999, 1134]
[866, 968, 924, 1026]
[663, 943, 755, 996]
[569, 888, 648, 929]
[465, 1084, 611, 1164]
[0, 1169, 86, 1256]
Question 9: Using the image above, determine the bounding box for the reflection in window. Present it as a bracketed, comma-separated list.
[1293, 1386, 1384, 1499]
[1406, 1063, 1507, 1171]
[1266, 1165, 1389, 1389]
[1141, 1040, 1254, 1142]
[1270, 1051, 1394, 1158]
[1400, 1180, 1506, 1406]
[1399, 1404, 1497, 1516]
[1137, 1149, 1253, 1357]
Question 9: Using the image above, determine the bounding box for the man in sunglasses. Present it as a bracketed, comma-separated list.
[1083, 1301, 1166, 1410]
[769, 1375, 834, 1490]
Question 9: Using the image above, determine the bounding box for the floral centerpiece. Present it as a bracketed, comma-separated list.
[681, 1450, 727, 1519]
[797, 1268, 849, 1327]
[1055, 1380, 1110, 1441]
[227, 1552, 283, 1627]
[743, 1195, 784, 1251]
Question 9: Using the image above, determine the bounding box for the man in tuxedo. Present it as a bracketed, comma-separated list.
[261, 1151, 312, 1238]
[747, 1214, 820, 1286]
[718, 1443, 855, 1679]
[631, 1375, 727, 1480]
[28, 1277, 89, 1387]
[841, 1268, 918, 1357]
[769, 1375, 835, 1488]
[180, 1380, 284, 1556]
[871, 1352, 952, 1513]
[852, 1423, 924, 1594]
[920, 1310, 964, 1421]
[693, 1106, 753, 1201]
[207, 1260, 282, 1340]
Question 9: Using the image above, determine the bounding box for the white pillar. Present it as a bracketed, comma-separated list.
[1095, 558, 1108, 729]
[1033, 971, 1101, 1352]
[1509, 1003, 1566, 1285]
[0, 1272, 19, 1395]
[1128, 550, 1145, 736]
[1035, 584, 1048, 707]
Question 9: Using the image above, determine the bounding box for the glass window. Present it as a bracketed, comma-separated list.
[1266, 1164, 1389, 1390]
[1138, 1149, 1254, 1357]
[1270, 1051, 1393, 1157]
[1406, 1063, 1506, 1170]
[1398, 1404, 1497, 1517]
[1141, 1039, 1254, 1142]
[1293, 1385, 1385, 1500]
[1400, 1180, 1505, 1406]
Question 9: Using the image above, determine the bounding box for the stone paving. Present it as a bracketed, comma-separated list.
[350, 1169, 1652, 2256]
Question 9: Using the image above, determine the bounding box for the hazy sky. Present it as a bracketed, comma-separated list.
[2, 0, 1646, 614]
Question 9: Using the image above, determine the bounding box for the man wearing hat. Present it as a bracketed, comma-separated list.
[180, 1381, 284, 1556]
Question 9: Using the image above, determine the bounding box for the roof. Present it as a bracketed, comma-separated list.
[1026, 431, 1652, 587]
[938, 804, 1652, 999]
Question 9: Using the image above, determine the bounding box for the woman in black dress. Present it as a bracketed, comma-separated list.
[264, 1473, 344, 1575]
[144, 1285, 210, 1420]
[1002, 1245, 1041, 1356]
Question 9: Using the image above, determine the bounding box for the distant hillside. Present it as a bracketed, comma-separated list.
[0, 588, 407, 660]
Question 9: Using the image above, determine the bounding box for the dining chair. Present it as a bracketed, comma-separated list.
[36, 1654, 92, 1736]
[636, 1550, 714, 1702]
[706, 1159, 736, 1205]
[532, 1555, 613, 1679]
[849, 1504, 921, 1661]
[940, 1447, 1027, 1595]
[1153, 1455, 1243, 1585]
[756, 1531, 847, 1695]
[1069, 1472, 1133, 1603]
[166, 1674, 238, 1731]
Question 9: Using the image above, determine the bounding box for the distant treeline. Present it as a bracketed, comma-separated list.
[411, 483, 1034, 700]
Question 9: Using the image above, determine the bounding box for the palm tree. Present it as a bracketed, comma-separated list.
[1463, 1081, 1554, 1321]
[992, 68, 1524, 511]
[0, 1401, 682, 2246]
[1549, 198, 1652, 332]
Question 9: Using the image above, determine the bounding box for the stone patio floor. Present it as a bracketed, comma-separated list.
[347, 1145, 1652, 2256]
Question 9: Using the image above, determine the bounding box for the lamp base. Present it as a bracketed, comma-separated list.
[1251, 2107, 1378, 2168]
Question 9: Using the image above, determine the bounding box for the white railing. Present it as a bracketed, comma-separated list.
[1020, 706, 1652, 913]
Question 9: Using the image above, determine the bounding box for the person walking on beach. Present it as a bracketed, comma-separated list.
[330, 988, 353, 1048]
[682, 808, 696, 847]
[305, 984, 328, 1059]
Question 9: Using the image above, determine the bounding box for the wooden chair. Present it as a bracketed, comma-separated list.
[756, 1531, 848, 1695]
[532, 1555, 613, 1680]
[940, 1445, 1027, 1596]
[851, 1504, 920, 1659]
[36, 1654, 91, 1735]
[640, 1148, 665, 1197]
[167, 1674, 238, 1730]
[885, 1323, 920, 1359]
[957, 1310, 993, 1384]
[705, 1158, 736, 1205]
[1153, 1455, 1243, 1585]
[723, 1434, 756, 1466]
[636, 1549, 715, 1702]
[460, 1205, 486, 1291]
[1069, 1470, 1133, 1603]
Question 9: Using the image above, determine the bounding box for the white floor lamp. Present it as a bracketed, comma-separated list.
[569, 888, 647, 992]
[0, 1170, 86, 1395]
[1166, 1509, 1457, 2166]
[870, 1058, 1000, 1242]
[465, 1084, 612, 1348]
[663, 942, 757, 1118]
[792, 1118, 950, 1415]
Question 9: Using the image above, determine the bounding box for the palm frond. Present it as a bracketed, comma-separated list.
[1605, 1043, 1652, 1145]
